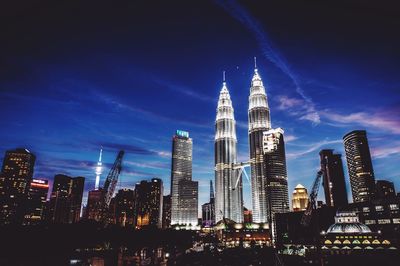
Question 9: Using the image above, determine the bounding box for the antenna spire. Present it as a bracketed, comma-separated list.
[223, 70, 226, 83]
[254, 56, 257, 70]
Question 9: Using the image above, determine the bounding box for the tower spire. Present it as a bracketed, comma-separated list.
[254, 56, 257, 70]
[95, 147, 103, 190]
[210, 180, 214, 200]
[223, 70, 226, 83]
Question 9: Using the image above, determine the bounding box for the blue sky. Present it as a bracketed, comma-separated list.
[1, 1, 399, 211]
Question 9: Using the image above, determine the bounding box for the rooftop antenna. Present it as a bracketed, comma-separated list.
[223, 70, 226, 83]
[254, 56, 258, 70]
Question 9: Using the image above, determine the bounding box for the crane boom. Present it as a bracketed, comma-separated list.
[300, 170, 323, 227]
[103, 150, 124, 207]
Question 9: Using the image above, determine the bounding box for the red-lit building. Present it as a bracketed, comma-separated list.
[24, 179, 49, 225]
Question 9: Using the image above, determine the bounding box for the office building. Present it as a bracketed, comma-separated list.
[24, 178, 49, 224]
[292, 184, 308, 212]
[343, 130, 375, 202]
[0, 148, 36, 224]
[48, 174, 85, 224]
[162, 195, 171, 229]
[178, 179, 198, 225]
[86, 189, 105, 221]
[319, 149, 348, 208]
[115, 188, 135, 227]
[202, 180, 215, 227]
[134, 178, 163, 228]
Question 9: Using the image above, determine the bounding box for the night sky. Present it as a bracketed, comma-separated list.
[1, 0, 399, 211]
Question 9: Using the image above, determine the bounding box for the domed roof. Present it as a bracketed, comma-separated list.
[295, 184, 305, 189]
[327, 223, 372, 234]
[326, 211, 372, 234]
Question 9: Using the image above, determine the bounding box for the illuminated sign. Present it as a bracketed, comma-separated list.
[176, 130, 189, 138]
[32, 179, 47, 184]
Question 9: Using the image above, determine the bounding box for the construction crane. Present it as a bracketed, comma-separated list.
[103, 150, 124, 208]
[300, 170, 323, 227]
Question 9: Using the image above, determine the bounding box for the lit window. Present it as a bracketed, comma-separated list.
[375, 206, 384, 212]
[389, 204, 399, 210]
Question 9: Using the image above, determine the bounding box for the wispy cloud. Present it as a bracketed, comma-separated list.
[321, 109, 400, 135]
[285, 134, 298, 143]
[286, 139, 342, 159]
[275, 95, 320, 124]
[371, 143, 400, 159]
[216, 0, 320, 124]
[154, 79, 214, 102]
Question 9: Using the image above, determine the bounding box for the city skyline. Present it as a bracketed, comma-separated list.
[1, 1, 399, 212]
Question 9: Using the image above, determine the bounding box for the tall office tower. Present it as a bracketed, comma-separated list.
[170, 130, 192, 225]
[376, 180, 396, 200]
[215, 76, 243, 223]
[48, 174, 85, 224]
[202, 180, 215, 226]
[343, 130, 375, 203]
[162, 195, 171, 229]
[94, 148, 103, 190]
[0, 148, 36, 224]
[178, 179, 198, 225]
[86, 189, 104, 221]
[115, 189, 135, 227]
[319, 149, 348, 208]
[134, 178, 163, 228]
[292, 184, 308, 212]
[248, 63, 271, 223]
[24, 179, 49, 225]
[262, 128, 289, 240]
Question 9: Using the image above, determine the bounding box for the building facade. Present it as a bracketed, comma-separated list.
[292, 184, 308, 212]
[115, 189, 135, 227]
[343, 130, 375, 203]
[319, 149, 348, 208]
[375, 180, 396, 200]
[24, 178, 49, 225]
[162, 195, 171, 229]
[48, 174, 85, 224]
[86, 189, 105, 221]
[215, 78, 243, 223]
[134, 178, 163, 228]
[248, 66, 271, 223]
[202, 180, 215, 227]
[0, 148, 36, 224]
[177, 179, 198, 225]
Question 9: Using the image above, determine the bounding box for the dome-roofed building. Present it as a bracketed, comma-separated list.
[292, 184, 308, 212]
[321, 211, 397, 255]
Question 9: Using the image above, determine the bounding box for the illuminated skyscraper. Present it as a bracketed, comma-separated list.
[215, 76, 243, 223]
[202, 180, 215, 226]
[48, 174, 84, 224]
[319, 149, 348, 208]
[0, 148, 36, 224]
[292, 184, 308, 212]
[170, 130, 193, 225]
[86, 189, 104, 221]
[94, 148, 103, 190]
[134, 178, 163, 228]
[248, 61, 271, 223]
[343, 130, 375, 203]
[24, 178, 49, 225]
[115, 188, 135, 227]
[178, 179, 198, 225]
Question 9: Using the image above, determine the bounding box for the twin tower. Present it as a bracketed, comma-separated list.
[214, 62, 290, 225]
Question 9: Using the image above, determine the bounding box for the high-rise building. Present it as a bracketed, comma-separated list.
[170, 130, 193, 225]
[86, 189, 105, 221]
[375, 180, 396, 200]
[24, 178, 49, 225]
[134, 178, 163, 228]
[343, 130, 375, 203]
[178, 179, 198, 225]
[202, 180, 215, 226]
[162, 195, 171, 229]
[115, 189, 135, 227]
[214, 76, 243, 223]
[292, 184, 308, 212]
[0, 148, 36, 224]
[262, 128, 289, 240]
[248, 63, 271, 223]
[48, 174, 85, 224]
[319, 149, 348, 208]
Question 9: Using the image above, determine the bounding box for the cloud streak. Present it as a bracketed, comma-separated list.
[286, 139, 342, 159]
[216, 0, 320, 124]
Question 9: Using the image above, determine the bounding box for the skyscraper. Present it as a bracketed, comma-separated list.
[343, 130, 375, 203]
[86, 189, 105, 221]
[248, 62, 271, 223]
[48, 174, 85, 224]
[262, 128, 289, 240]
[178, 179, 198, 225]
[162, 195, 171, 229]
[319, 149, 348, 208]
[24, 178, 49, 225]
[292, 184, 308, 212]
[215, 76, 243, 223]
[0, 148, 36, 224]
[170, 130, 193, 225]
[115, 188, 135, 227]
[94, 148, 103, 190]
[134, 178, 163, 228]
[202, 180, 215, 226]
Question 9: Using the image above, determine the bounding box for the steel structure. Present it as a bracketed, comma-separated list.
[103, 150, 124, 207]
[301, 170, 323, 227]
